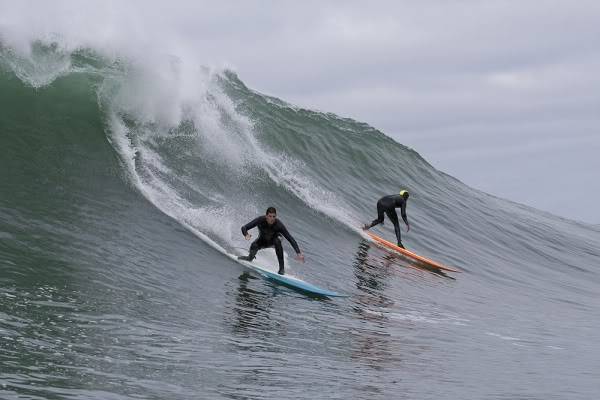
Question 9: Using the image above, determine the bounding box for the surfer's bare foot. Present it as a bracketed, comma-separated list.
[362, 224, 370, 230]
[238, 255, 251, 261]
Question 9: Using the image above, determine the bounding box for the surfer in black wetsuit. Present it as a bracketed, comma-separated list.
[362, 190, 410, 248]
[238, 207, 305, 275]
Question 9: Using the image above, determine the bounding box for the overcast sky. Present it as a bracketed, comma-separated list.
[2, 0, 599, 223]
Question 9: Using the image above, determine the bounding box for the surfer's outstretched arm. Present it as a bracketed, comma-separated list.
[279, 222, 304, 262]
[400, 202, 410, 232]
[241, 216, 264, 237]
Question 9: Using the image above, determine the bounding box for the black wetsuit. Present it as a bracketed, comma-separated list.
[240, 216, 301, 273]
[365, 194, 409, 247]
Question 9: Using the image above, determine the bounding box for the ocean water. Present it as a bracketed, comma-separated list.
[1, 40, 600, 400]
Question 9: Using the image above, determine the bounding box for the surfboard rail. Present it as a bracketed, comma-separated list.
[365, 231, 460, 273]
[232, 255, 348, 298]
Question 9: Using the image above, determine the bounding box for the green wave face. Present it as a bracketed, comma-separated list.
[2, 38, 600, 400]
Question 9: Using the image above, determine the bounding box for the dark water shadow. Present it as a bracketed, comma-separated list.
[348, 241, 398, 371]
[228, 272, 277, 338]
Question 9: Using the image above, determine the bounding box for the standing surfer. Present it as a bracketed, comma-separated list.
[362, 190, 410, 248]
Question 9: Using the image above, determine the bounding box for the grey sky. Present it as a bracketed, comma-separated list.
[1, 0, 599, 222]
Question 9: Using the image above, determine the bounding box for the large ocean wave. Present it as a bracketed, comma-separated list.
[1, 36, 599, 400]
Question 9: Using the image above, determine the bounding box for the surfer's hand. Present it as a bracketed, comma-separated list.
[296, 253, 305, 263]
[406, 223, 410, 232]
[245, 234, 252, 240]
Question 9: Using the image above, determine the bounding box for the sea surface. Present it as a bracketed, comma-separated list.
[1, 40, 600, 400]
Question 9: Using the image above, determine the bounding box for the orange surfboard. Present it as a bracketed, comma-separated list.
[365, 231, 460, 273]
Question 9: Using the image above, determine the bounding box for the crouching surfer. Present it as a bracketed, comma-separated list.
[238, 207, 304, 275]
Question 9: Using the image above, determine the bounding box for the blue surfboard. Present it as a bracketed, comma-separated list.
[232, 256, 347, 298]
